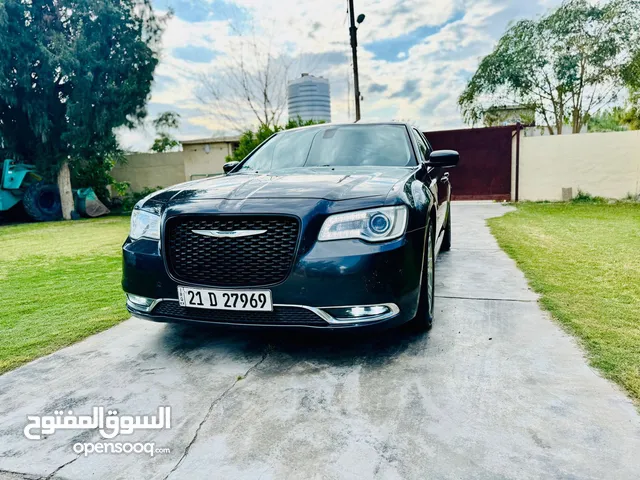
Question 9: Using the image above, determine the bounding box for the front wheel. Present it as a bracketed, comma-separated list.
[409, 221, 435, 332]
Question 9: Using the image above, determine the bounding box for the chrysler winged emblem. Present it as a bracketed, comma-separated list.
[192, 229, 267, 238]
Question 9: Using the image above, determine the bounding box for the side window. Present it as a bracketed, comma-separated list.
[420, 132, 433, 156]
[412, 128, 429, 162]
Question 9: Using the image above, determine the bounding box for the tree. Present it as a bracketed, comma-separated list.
[198, 30, 290, 132]
[618, 50, 640, 129]
[459, 0, 640, 134]
[587, 107, 627, 131]
[619, 94, 640, 130]
[151, 111, 181, 153]
[225, 117, 323, 163]
[0, 0, 166, 219]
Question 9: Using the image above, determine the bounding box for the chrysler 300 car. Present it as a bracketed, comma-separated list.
[123, 122, 458, 331]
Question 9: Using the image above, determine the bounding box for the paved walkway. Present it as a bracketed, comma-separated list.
[1, 203, 638, 479]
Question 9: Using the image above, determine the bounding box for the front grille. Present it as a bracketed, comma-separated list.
[152, 302, 328, 326]
[165, 215, 300, 287]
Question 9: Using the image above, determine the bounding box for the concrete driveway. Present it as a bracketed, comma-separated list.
[1, 203, 639, 480]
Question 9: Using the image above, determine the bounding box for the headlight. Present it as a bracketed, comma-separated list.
[130, 209, 160, 240]
[318, 206, 408, 242]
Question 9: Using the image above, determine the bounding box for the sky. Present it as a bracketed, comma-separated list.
[119, 0, 564, 152]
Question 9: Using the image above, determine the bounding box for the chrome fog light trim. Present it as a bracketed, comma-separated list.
[126, 294, 160, 313]
[320, 303, 400, 324]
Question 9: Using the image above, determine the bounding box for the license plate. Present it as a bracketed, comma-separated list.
[177, 286, 273, 312]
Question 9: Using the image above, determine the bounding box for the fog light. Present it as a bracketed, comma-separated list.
[349, 305, 389, 317]
[126, 294, 155, 311]
[322, 305, 392, 321]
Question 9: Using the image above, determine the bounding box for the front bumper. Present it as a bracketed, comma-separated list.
[127, 301, 404, 330]
[122, 227, 426, 330]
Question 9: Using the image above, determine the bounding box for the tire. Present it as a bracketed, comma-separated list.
[409, 221, 435, 332]
[22, 182, 62, 222]
[440, 205, 452, 252]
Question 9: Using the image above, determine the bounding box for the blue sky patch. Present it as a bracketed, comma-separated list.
[153, 0, 249, 26]
[173, 46, 220, 63]
[364, 12, 464, 62]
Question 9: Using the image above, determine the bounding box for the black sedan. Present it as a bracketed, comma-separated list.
[123, 122, 458, 331]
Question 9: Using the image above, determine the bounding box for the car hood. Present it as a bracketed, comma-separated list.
[152, 167, 415, 204]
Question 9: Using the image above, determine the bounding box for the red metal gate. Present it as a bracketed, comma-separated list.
[423, 126, 514, 201]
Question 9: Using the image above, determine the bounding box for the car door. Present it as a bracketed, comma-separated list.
[412, 128, 445, 234]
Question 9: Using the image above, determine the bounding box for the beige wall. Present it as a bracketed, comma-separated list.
[112, 142, 231, 192]
[517, 130, 640, 201]
[182, 142, 230, 182]
[111, 151, 185, 192]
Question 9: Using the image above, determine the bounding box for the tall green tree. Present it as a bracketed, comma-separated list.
[0, 0, 167, 218]
[459, 0, 640, 134]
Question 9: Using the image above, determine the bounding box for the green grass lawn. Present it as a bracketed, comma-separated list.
[488, 203, 640, 402]
[0, 217, 130, 373]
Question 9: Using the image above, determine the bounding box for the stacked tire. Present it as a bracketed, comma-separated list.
[22, 182, 62, 222]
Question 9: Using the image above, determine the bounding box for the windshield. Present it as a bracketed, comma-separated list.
[238, 125, 416, 173]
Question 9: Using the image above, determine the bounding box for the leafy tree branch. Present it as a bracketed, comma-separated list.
[151, 111, 181, 153]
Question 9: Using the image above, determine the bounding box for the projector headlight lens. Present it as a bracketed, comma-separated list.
[369, 213, 391, 234]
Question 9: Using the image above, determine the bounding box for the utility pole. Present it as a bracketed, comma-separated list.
[348, 0, 364, 122]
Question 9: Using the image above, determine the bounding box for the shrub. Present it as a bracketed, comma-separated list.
[572, 190, 607, 204]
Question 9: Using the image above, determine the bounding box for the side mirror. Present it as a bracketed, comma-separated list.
[426, 150, 459, 168]
[223, 161, 240, 174]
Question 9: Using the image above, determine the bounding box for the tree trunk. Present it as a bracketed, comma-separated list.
[57, 161, 74, 220]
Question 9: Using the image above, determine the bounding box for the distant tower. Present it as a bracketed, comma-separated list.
[287, 73, 331, 123]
